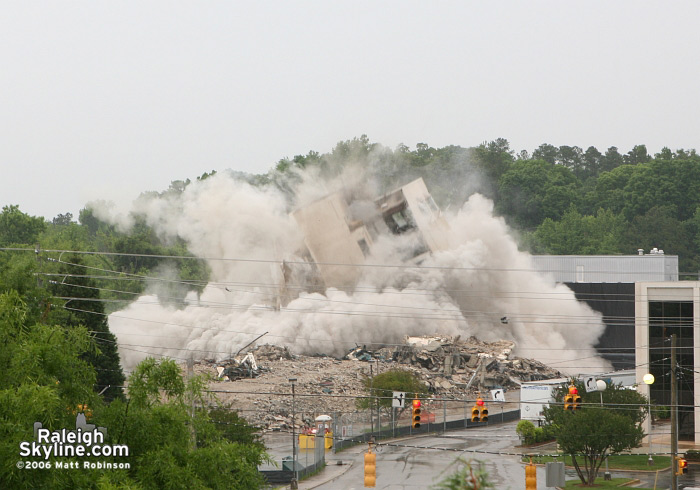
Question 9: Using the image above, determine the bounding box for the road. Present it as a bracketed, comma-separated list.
[266, 421, 700, 489]
[315, 421, 548, 489]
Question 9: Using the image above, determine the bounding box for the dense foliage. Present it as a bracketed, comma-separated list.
[515, 420, 555, 446]
[357, 368, 429, 413]
[542, 380, 647, 486]
[0, 293, 269, 489]
[0, 135, 697, 487]
[267, 136, 700, 275]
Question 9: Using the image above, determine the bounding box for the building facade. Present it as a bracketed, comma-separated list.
[635, 282, 699, 442]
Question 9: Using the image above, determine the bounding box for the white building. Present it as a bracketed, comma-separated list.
[635, 281, 698, 442]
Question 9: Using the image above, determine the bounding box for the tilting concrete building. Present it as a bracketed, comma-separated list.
[290, 178, 449, 290]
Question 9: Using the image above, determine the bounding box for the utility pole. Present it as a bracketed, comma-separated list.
[369, 364, 374, 435]
[671, 334, 678, 490]
[289, 378, 298, 490]
[375, 359, 380, 435]
[187, 357, 196, 447]
[35, 243, 42, 287]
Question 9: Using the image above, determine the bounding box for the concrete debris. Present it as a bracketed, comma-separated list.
[344, 345, 386, 362]
[193, 337, 562, 430]
[249, 344, 293, 361]
[216, 352, 269, 381]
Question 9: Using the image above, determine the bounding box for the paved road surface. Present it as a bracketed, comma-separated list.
[315, 421, 544, 489]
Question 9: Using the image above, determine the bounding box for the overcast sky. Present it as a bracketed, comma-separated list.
[2, 1, 699, 219]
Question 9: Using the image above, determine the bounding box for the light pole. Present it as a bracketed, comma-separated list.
[643, 373, 655, 465]
[596, 379, 611, 481]
[289, 377, 298, 490]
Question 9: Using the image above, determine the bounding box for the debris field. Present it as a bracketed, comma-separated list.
[192, 336, 562, 430]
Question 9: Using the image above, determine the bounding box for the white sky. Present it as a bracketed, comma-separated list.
[2, 1, 699, 219]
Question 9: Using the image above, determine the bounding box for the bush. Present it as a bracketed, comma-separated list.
[516, 420, 556, 445]
[655, 406, 670, 420]
[516, 420, 537, 445]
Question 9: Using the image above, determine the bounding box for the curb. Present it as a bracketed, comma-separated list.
[302, 460, 354, 490]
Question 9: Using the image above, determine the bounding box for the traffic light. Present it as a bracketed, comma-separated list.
[471, 405, 480, 422]
[572, 393, 582, 411]
[564, 393, 573, 410]
[525, 460, 536, 490]
[364, 447, 376, 487]
[565, 385, 579, 411]
[412, 399, 421, 429]
[677, 457, 688, 475]
[480, 404, 489, 422]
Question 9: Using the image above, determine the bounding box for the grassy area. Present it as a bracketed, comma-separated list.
[562, 477, 653, 488]
[522, 454, 670, 471]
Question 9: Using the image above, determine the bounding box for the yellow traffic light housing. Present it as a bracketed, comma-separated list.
[525, 459, 536, 490]
[471, 406, 480, 422]
[573, 393, 582, 411]
[565, 385, 579, 411]
[412, 398, 422, 429]
[677, 457, 688, 475]
[364, 446, 376, 487]
[480, 405, 489, 422]
[564, 394, 573, 410]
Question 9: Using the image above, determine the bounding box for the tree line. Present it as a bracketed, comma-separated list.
[0, 136, 697, 487]
[272, 137, 700, 275]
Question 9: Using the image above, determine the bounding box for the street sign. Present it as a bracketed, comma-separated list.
[584, 376, 598, 392]
[491, 389, 505, 402]
[392, 391, 406, 408]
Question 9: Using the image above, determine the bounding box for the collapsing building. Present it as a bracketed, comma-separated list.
[288, 178, 449, 291]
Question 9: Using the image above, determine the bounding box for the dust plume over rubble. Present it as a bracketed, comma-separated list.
[104, 156, 610, 374]
[197, 337, 562, 430]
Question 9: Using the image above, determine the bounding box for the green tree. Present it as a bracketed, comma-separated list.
[555, 408, 643, 486]
[620, 205, 697, 273]
[558, 145, 584, 178]
[0, 205, 46, 246]
[543, 381, 647, 486]
[581, 146, 603, 180]
[515, 420, 537, 445]
[497, 160, 580, 229]
[623, 145, 651, 165]
[474, 138, 514, 189]
[357, 369, 428, 412]
[532, 207, 624, 255]
[621, 159, 700, 222]
[99, 358, 270, 489]
[601, 146, 624, 172]
[51, 212, 74, 226]
[585, 164, 637, 215]
[532, 143, 559, 165]
[47, 255, 125, 402]
[0, 291, 101, 489]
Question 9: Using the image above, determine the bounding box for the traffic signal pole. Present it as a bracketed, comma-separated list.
[671, 334, 678, 490]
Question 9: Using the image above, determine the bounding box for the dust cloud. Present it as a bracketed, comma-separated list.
[102, 164, 610, 375]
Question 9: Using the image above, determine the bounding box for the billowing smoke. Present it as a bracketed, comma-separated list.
[103, 162, 611, 374]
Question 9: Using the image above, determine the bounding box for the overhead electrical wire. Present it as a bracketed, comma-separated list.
[47, 272, 641, 326]
[7, 245, 685, 276]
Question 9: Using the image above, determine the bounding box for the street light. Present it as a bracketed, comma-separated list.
[289, 378, 298, 490]
[643, 373, 655, 465]
[596, 379, 611, 481]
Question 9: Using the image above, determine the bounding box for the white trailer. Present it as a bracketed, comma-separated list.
[520, 378, 568, 422]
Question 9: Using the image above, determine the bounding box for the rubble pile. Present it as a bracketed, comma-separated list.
[193, 337, 562, 429]
[350, 335, 562, 394]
